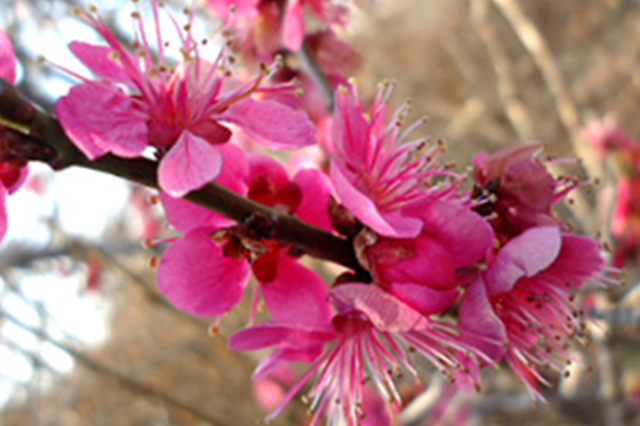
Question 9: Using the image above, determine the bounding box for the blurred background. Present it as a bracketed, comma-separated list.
[1, 0, 640, 424]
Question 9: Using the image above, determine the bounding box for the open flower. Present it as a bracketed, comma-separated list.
[232, 283, 489, 425]
[158, 149, 334, 321]
[56, 1, 315, 197]
[331, 83, 459, 238]
[473, 143, 566, 237]
[0, 29, 29, 243]
[460, 226, 608, 399]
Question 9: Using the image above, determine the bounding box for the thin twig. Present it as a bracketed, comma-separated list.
[471, 0, 534, 142]
[490, 0, 602, 180]
[0, 309, 231, 426]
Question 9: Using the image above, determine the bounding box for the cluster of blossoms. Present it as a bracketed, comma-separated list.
[0, 1, 616, 424]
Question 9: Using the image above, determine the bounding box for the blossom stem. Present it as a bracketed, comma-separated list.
[0, 79, 363, 272]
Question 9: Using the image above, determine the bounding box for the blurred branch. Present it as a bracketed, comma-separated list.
[0, 241, 147, 269]
[471, 0, 534, 142]
[0, 309, 231, 426]
[490, 0, 602, 180]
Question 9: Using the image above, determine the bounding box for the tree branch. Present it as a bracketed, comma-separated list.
[0, 79, 364, 273]
[0, 309, 230, 426]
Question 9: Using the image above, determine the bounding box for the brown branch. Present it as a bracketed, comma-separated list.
[0, 309, 230, 426]
[490, 0, 603, 181]
[0, 79, 363, 273]
[471, 0, 534, 142]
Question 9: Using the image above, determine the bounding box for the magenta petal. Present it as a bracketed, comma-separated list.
[160, 143, 247, 232]
[459, 279, 507, 361]
[68, 41, 131, 83]
[157, 231, 250, 316]
[294, 169, 334, 231]
[332, 86, 368, 163]
[0, 29, 16, 83]
[386, 283, 459, 316]
[213, 143, 249, 194]
[485, 226, 562, 296]
[0, 186, 7, 243]
[261, 256, 332, 327]
[158, 131, 224, 197]
[331, 160, 422, 237]
[330, 284, 428, 332]
[4, 163, 28, 195]
[229, 323, 336, 351]
[541, 234, 605, 289]
[160, 193, 234, 233]
[56, 83, 148, 159]
[248, 153, 290, 188]
[254, 346, 325, 380]
[220, 98, 316, 150]
[406, 199, 494, 267]
[283, 0, 304, 51]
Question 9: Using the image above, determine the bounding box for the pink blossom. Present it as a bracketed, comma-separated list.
[231, 283, 488, 425]
[584, 119, 638, 158]
[331, 84, 459, 238]
[158, 151, 334, 321]
[584, 121, 640, 266]
[0, 29, 28, 243]
[361, 199, 494, 316]
[209, 0, 349, 58]
[473, 143, 564, 236]
[460, 226, 608, 400]
[55, 2, 315, 197]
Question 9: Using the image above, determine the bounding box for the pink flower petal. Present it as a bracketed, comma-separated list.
[220, 98, 316, 150]
[0, 161, 28, 194]
[332, 86, 368, 163]
[159, 144, 248, 232]
[485, 226, 562, 296]
[0, 185, 7, 243]
[474, 143, 542, 179]
[68, 41, 132, 83]
[188, 118, 232, 146]
[261, 256, 332, 327]
[0, 29, 16, 83]
[294, 168, 334, 231]
[253, 346, 326, 380]
[248, 153, 290, 189]
[330, 284, 429, 332]
[386, 283, 459, 316]
[157, 230, 250, 316]
[160, 193, 234, 233]
[158, 131, 224, 197]
[283, 0, 304, 51]
[56, 83, 148, 159]
[229, 323, 336, 351]
[371, 236, 456, 290]
[459, 279, 508, 361]
[331, 159, 422, 237]
[539, 234, 605, 290]
[405, 199, 493, 267]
